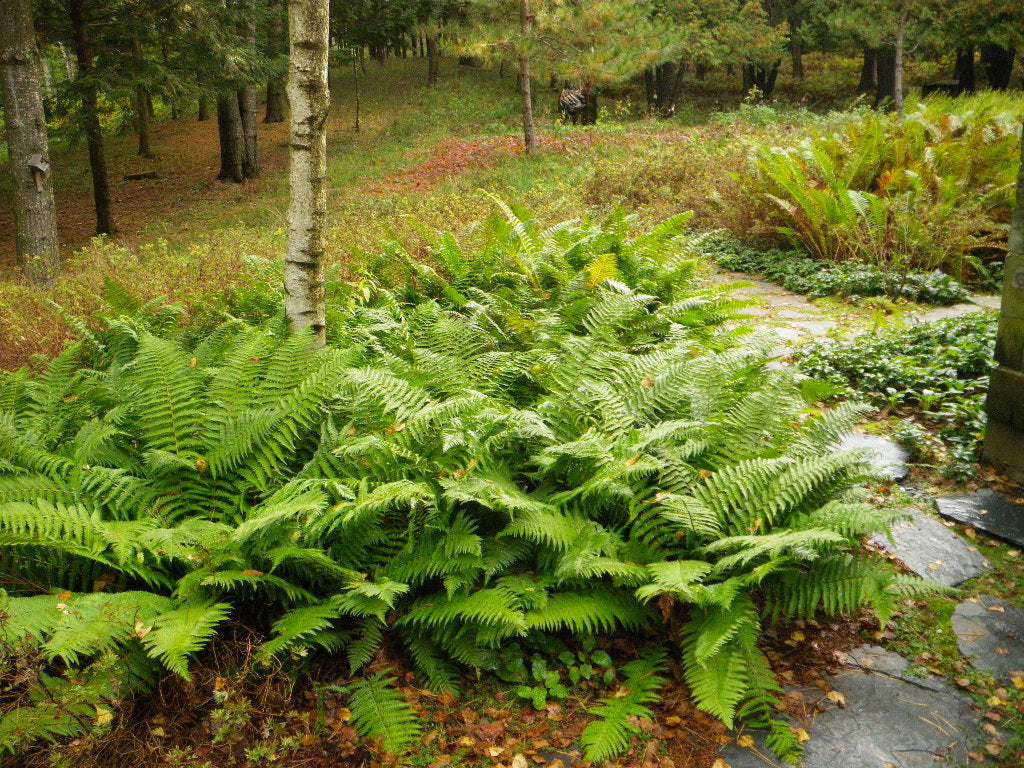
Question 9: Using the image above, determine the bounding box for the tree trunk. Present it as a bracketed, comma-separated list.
[426, 28, 440, 85]
[238, 85, 259, 177]
[0, 0, 60, 283]
[162, 39, 178, 119]
[133, 37, 154, 157]
[858, 46, 877, 94]
[643, 66, 656, 111]
[874, 45, 896, 109]
[789, 16, 804, 78]
[982, 123, 1024, 483]
[653, 60, 678, 116]
[955, 47, 975, 94]
[981, 44, 1016, 90]
[517, 0, 537, 155]
[216, 93, 244, 182]
[198, 94, 210, 121]
[69, 0, 113, 235]
[264, 1, 287, 122]
[285, 0, 329, 346]
[893, 2, 909, 118]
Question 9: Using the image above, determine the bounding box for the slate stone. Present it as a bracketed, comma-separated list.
[785, 319, 836, 336]
[870, 507, 991, 587]
[837, 434, 909, 480]
[719, 646, 982, 768]
[910, 304, 988, 324]
[970, 294, 1001, 310]
[934, 490, 1024, 548]
[952, 597, 1024, 682]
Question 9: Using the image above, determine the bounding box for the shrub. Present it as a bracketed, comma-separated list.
[0, 202, 940, 762]
[741, 94, 1022, 283]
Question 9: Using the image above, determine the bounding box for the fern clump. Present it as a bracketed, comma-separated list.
[0, 199, 940, 762]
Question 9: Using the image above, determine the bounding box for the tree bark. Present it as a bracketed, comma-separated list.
[69, 0, 113, 235]
[133, 37, 154, 157]
[0, 0, 60, 283]
[893, 1, 909, 118]
[874, 45, 896, 109]
[216, 93, 244, 182]
[789, 15, 804, 78]
[285, 0, 329, 346]
[517, 0, 536, 155]
[981, 44, 1016, 90]
[198, 94, 210, 121]
[264, 0, 287, 122]
[238, 85, 259, 177]
[426, 27, 440, 85]
[857, 46, 877, 94]
[955, 47, 975, 93]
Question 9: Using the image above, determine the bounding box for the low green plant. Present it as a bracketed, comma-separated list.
[0, 201, 943, 764]
[794, 313, 997, 479]
[706, 239, 971, 305]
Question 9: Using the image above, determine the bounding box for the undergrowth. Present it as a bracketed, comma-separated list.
[0, 201, 944, 764]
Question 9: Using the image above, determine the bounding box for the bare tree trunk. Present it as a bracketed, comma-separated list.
[133, 37, 154, 157]
[893, 1, 909, 119]
[285, 0, 329, 346]
[0, 0, 60, 283]
[198, 94, 210, 121]
[874, 45, 896, 108]
[353, 52, 361, 133]
[857, 45, 877, 94]
[238, 85, 259, 176]
[216, 93, 244, 182]
[517, 0, 536, 155]
[426, 27, 440, 85]
[264, 0, 287, 122]
[69, 0, 113, 235]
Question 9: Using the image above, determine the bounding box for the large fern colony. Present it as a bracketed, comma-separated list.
[0, 202, 937, 761]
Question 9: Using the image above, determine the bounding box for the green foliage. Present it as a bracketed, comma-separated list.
[581, 650, 667, 763]
[706, 239, 971, 305]
[741, 94, 1022, 282]
[795, 312, 997, 479]
[0, 200, 934, 761]
[343, 673, 422, 755]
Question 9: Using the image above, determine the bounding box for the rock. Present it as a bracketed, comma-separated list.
[970, 294, 1001, 310]
[719, 646, 982, 768]
[870, 507, 990, 586]
[952, 597, 1024, 682]
[784, 319, 836, 336]
[934, 490, 1024, 548]
[910, 305, 988, 324]
[837, 434, 909, 480]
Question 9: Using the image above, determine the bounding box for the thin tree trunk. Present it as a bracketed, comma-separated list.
[133, 37, 154, 157]
[41, 56, 53, 96]
[198, 94, 210, 121]
[426, 28, 440, 85]
[238, 85, 259, 176]
[790, 17, 804, 78]
[57, 41, 74, 78]
[162, 39, 178, 119]
[353, 52, 361, 133]
[0, 0, 60, 283]
[893, 1, 909, 118]
[285, 0, 329, 346]
[518, 0, 536, 155]
[857, 46, 877, 94]
[216, 93, 244, 182]
[264, 0, 287, 122]
[69, 0, 113, 235]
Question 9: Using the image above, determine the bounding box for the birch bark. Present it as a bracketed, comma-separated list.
[284, 0, 329, 346]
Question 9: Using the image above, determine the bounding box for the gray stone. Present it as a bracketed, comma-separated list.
[837, 434, 909, 480]
[785, 319, 836, 336]
[910, 305, 989, 324]
[934, 490, 1024, 548]
[952, 596, 1024, 682]
[776, 309, 816, 320]
[870, 507, 991, 586]
[969, 294, 1001, 310]
[720, 646, 982, 768]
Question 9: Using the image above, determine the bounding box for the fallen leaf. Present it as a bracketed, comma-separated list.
[985, 743, 1002, 756]
[954, 678, 972, 689]
[134, 620, 153, 639]
[796, 728, 810, 743]
[664, 716, 681, 726]
[825, 690, 846, 706]
[791, 630, 805, 642]
[736, 734, 755, 749]
[511, 755, 529, 768]
[95, 706, 113, 725]
[982, 724, 999, 737]
[1011, 676, 1024, 690]
[986, 695, 1004, 708]
[710, 760, 731, 768]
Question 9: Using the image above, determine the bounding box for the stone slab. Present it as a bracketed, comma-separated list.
[910, 305, 989, 324]
[952, 596, 1024, 682]
[837, 434, 909, 480]
[870, 507, 991, 587]
[784, 319, 836, 336]
[720, 646, 982, 768]
[969, 294, 1001, 310]
[934, 490, 1024, 548]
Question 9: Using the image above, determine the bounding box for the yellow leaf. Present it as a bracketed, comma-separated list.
[1011, 676, 1024, 690]
[665, 716, 682, 726]
[640, 375, 655, 389]
[790, 630, 805, 642]
[214, 676, 228, 691]
[711, 760, 732, 768]
[986, 695, 1003, 708]
[337, 707, 352, 722]
[134, 620, 152, 640]
[796, 728, 810, 743]
[95, 706, 113, 726]
[195, 458, 208, 472]
[736, 734, 755, 748]
[625, 453, 641, 467]
[189, 357, 197, 368]
[241, 569, 264, 578]
[825, 690, 846, 706]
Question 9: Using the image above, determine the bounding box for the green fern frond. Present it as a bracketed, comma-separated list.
[345, 672, 422, 755]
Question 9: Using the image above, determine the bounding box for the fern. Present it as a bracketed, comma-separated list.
[344, 672, 422, 755]
[581, 650, 668, 762]
[142, 601, 231, 679]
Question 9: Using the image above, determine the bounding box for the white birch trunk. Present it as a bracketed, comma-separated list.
[894, 1, 909, 119]
[284, 0, 329, 346]
[518, 0, 537, 155]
